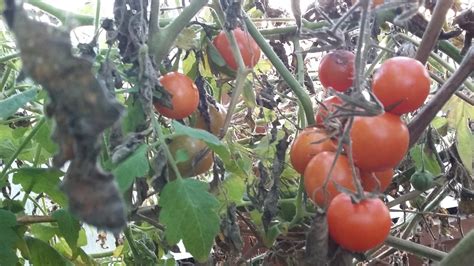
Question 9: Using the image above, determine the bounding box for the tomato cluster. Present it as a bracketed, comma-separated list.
[293, 53, 430, 252]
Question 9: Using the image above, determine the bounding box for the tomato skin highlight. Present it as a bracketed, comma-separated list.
[290, 128, 337, 174]
[372, 57, 430, 115]
[213, 28, 261, 71]
[318, 50, 355, 92]
[360, 168, 394, 192]
[350, 112, 409, 172]
[327, 194, 391, 252]
[154, 72, 199, 119]
[304, 151, 356, 206]
[315, 96, 343, 126]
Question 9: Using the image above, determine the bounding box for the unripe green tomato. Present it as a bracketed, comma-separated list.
[410, 170, 434, 191]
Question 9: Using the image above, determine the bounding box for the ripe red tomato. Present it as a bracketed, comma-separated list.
[168, 136, 213, 178]
[213, 28, 261, 71]
[194, 103, 227, 136]
[350, 112, 409, 172]
[290, 128, 337, 174]
[360, 168, 394, 192]
[372, 57, 430, 115]
[327, 193, 391, 252]
[318, 50, 355, 92]
[154, 72, 199, 119]
[304, 151, 356, 206]
[315, 96, 343, 125]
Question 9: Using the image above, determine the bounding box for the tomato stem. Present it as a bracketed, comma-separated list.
[243, 15, 315, 126]
[151, 113, 183, 180]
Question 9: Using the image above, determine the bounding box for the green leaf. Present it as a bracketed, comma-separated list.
[172, 121, 230, 162]
[12, 168, 67, 206]
[52, 209, 81, 254]
[183, 51, 198, 79]
[216, 173, 246, 209]
[456, 119, 473, 174]
[207, 41, 226, 67]
[0, 209, 19, 266]
[159, 179, 220, 262]
[410, 145, 441, 176]
[175, 28, 197, 50]
[122, 96, 146, 134]
[242, 79, 257, 108]
[0, 88, 38, 119]
[25, 236, 72, 266]
[34, 119, 58, 154]
[30, 224, 58, 242]
[113, 144, 149, 193]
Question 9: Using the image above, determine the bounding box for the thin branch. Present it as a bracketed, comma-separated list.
[17, 215, 56, 224]
[408, 46, 474, 147]
[415, 0, 454, 64]
[150, 0, 160, 34]
[384, 235, 447, 261]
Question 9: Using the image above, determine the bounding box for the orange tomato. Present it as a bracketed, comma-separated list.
[290, 128, 337, 174]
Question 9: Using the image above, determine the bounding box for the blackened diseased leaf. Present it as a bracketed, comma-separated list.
[263, 127, 290, 231]
[304, 211, 328, 266]
[4, 2, 126, 232]
[220, 204, 243, 257]
[150, 146, 169, 193]
[221, 0, 243, 30]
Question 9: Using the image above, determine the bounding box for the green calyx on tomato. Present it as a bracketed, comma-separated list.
[154, 72, 200, 119]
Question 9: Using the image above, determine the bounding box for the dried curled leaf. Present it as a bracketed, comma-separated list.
[4, 1, 126, 232]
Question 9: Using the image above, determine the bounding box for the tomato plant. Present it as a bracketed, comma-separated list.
[168, 135, 213, 178]
[351, 0, 384, 7]
[194, 103, 227, 136]
[315, 96, 343, 126]
[350, 112, 409, 172]
[154, 72, 200, 119]
[290, 128, 337, 174]
[327, 193, 391, 252]
[372, 57, 430, 115]
[213, 28, 261, 71]
[318, 50, 355, 92]
[360, 168, 394, 192]
[304, 151, 356, 206]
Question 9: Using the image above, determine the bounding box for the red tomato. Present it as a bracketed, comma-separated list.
[350, 112, 409, 172]
[194, 103, 227, 136]
[318, 50, 355, 92]
[360, 168, 394, 192]
[327, 193, 391, 252]
[304, 151, 356, 206]
[315, 96, 343, 125]
[290, 128, 337, 174]
[372, 57, 430, 115]
[154, 72, 199, 119]
[213, 28, 261, 71]
[351, 0, 384, 8]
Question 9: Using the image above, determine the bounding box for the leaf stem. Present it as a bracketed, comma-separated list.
[25, 0, 94, 26]
[384, 235, 447, 261]
[151, 114, 183, 180]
